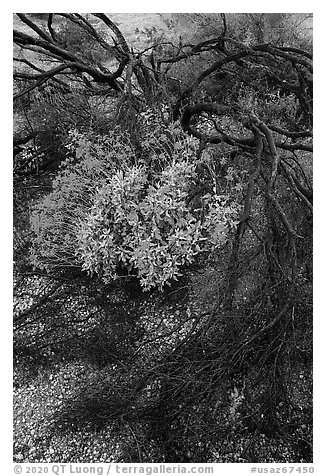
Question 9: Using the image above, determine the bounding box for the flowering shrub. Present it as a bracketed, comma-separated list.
[77, 161, 203, 290]
[77, 159, 239, 290]
[30, 127, 240, 289]
[29, 130, 135, 272]
[202, 194, 240, 247]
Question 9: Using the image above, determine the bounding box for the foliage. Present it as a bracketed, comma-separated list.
[13, 13, 313, 464]
[14, 85, 90, 174]
[29, 130, 135, 273]
[56, 18, 113, 65]
[170, 13, 312, 48]
[30, 126, 240, 289]
[78, 160, 238, 290]
[13, 81, 123, 175]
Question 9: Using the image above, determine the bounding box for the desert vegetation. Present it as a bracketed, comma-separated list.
[13, 13, 312, 463]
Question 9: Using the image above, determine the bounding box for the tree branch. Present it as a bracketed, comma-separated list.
[92, 13, 130, 55]
[16, 13, 54, 44]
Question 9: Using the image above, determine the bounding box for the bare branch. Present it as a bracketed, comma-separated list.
[47, 13, 56, 41]
[14, 27, 125, 94]
[15, 13, 54, 44]
[14, 76, 49, 100]
[14, 62, 79, 80]
[92, 13, 130, 55]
